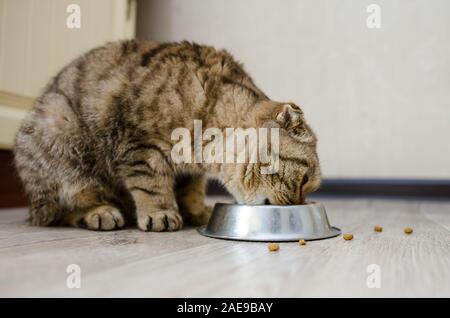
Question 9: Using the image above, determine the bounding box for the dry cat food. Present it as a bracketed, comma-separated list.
[298, 239, 307, 246]
[404, 227, 413, 234]
[374, 225, 383, 233]
[343, 233, 354, 241]
[267, 243, 280, 252]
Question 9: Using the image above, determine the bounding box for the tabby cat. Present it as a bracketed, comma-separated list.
[14, 40, 321, 231]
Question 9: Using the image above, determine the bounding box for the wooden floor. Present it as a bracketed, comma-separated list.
[0, 196, 449, 298]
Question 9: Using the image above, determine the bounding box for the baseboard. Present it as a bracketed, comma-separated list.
[207, 179, 450, 199]
[0, 150, 28, 208]
[313, 179, 450, 199]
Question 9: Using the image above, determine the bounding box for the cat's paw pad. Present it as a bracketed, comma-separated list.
[138, 210, 183, 232]
[82, 206, 125, 231]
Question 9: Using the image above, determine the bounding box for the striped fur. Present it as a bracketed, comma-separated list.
[14, 40, 321, 231]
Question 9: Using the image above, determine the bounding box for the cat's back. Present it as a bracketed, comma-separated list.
[47, 39, 233, 96]
[17, 40, 260, 150]
[36, 40, 238, 117]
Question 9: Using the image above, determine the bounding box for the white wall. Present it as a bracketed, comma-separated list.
[0, 0, 136, 149]
[0, 0, 136, 97]
[137, 0, 450, 180]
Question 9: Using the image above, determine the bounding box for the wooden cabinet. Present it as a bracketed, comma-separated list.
[0, 0, 136, 149]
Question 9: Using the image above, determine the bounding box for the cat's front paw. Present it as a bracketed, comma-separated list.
[80, 205, 125, 231]
[137, 210, 183, 232]
[188, 205, 213, 226]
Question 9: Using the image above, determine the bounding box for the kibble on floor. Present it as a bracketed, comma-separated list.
[374, 225, 383, 233]
[343, 233, 354, 241]
[267, 243, 280, 252]
[404, 227, 413, 234]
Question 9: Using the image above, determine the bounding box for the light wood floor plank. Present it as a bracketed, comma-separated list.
[0, 198, 449, 297]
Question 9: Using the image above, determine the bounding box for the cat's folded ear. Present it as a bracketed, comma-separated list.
[252, 101, 304, 130]
[252, 101, 315, 143]
[273, 103, 303, 128]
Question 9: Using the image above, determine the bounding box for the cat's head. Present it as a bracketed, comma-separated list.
[222, 100, 321, 205]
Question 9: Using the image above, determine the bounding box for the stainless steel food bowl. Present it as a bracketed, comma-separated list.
[198, 202, 341, 242]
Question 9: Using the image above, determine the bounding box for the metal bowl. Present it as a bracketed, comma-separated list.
[198, 202, 341, 242]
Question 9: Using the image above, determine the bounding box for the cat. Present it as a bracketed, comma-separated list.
[14, 40, 321, 231]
